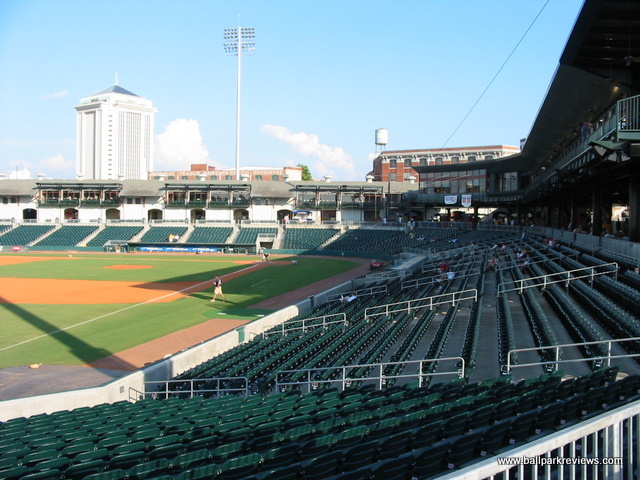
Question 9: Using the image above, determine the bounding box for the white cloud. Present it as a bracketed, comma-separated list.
[41, 153, 73, 172]
[154, 119, 218, 171]
[262, 124, 357, 180]
[42, 90, 69, 100]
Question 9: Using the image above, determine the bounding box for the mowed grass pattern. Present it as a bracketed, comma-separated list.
[0, 254, 359, 368]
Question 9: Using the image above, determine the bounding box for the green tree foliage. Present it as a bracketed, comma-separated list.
[297, 164, 313, 181]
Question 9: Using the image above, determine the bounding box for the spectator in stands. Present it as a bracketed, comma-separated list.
[210, 276, 226, 302]
[518, 253, 531, 272]
[485, 255, 499, 273]
[341, 292, 357, 304]
[438, 260, 450, 274]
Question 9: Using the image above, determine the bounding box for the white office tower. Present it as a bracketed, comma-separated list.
[75, 84, 156, 180]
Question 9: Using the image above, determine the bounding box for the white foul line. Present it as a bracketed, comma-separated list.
[0, 263, 262, 353]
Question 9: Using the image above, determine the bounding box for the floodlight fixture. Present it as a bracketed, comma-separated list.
[224, 25, 255, 180]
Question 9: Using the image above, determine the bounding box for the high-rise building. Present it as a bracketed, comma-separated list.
[74, 84, 156, 180]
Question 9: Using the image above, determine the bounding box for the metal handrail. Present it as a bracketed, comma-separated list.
[402, 270, 481, 289]
[496, 262, 618, 295]
[505, 336, 640, 374]
[262, 313, 347, 337]
[144, 377, 250, 399]
[275, 356, 465, 393]
[326, 285, 388, 303]
[364, 289, 477, 322]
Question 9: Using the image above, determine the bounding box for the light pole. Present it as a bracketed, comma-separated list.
[224, 26, 255, 181]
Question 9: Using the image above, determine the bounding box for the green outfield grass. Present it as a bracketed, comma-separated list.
[0, 254, 359, 368]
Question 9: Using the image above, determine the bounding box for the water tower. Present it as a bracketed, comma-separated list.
[375, 128, 388, 153]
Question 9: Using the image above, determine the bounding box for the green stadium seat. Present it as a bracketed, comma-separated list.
[127, 458, 171, 479]
[84, 469, 128, 480]
[174, 463, 222, 480]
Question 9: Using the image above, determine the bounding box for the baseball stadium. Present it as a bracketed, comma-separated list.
[2, 1, 640, 479]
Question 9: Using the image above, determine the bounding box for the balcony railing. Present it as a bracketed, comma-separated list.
[40, 198, 80, 207]
[617, 95, 640, 140]
[318, 201, 338, 209]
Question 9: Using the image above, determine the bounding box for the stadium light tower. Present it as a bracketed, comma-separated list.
[224, 25, 255, 181]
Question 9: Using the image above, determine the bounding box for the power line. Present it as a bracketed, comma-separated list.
[440, 0, 551, 149]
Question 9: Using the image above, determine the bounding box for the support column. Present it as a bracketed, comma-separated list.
[488, 172, 498, 193]
[570, 192, 578, 230]
[592, 184, 603, 237]
[629, 169, 640, 242]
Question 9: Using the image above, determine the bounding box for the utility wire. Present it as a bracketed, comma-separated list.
[440, 0, 551, 149]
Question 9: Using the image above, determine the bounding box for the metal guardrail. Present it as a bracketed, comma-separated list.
[437, 400, 635, 480]
[402, 269, 482, 289]
[262, 313, 347, 337]
[326, 285, 388, 303]
[505, 336, 640, 375]
[364, 289, 478, 322]
[364, 268, 412, 282]
[143, 377, 250, 399]
[275, 357, 465, 393]
[496, 262, 618, 295]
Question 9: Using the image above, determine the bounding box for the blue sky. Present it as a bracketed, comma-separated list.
[0, 0, 584, 181]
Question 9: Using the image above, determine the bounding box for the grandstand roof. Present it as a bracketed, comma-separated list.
[415, 0, 640, 176]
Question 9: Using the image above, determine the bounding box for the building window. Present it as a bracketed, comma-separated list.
[451, 156, 460, 164]
[181, 175, 189, 180]
[435, 157, 443, 165]
[485, 155, 494, 161]
[419, 158, 427, 166]
[168, 176, 175, 180]
[389, 159, 397, 169]
[255, 175, 262, 180]
[501, 172, 518, 192]
[225, 175, 232, 180]
[271, 175, 279, 181]
[210, 175, 217, 180]
[405, 158, 412, 167]
[468, 155, 476, 162]
[389, 172, 397, 181]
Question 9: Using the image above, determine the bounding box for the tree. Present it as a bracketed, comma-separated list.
[297, 164, 313, 181]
